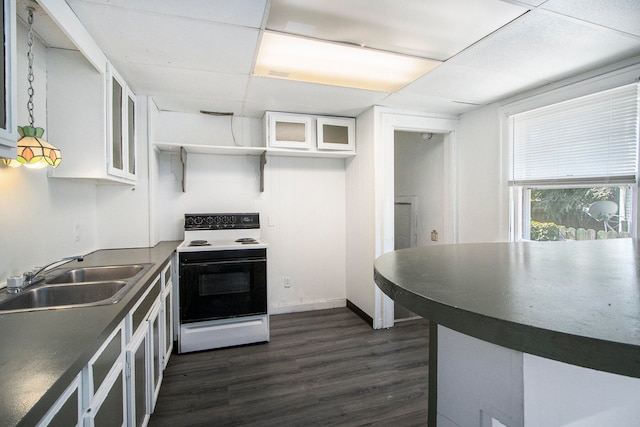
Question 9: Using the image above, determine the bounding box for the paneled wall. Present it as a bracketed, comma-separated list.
[149, 107, 347, 314]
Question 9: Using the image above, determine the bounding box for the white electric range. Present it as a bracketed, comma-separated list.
[176, 213, 269, 353]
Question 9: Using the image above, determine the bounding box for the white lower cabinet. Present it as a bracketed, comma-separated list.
[126, 272, 162, 427]
[36, 374, 82, 427]
[83, 321, 127, 427]
[127, 323, 149, 427]
[36, 259, 174, 427]
[162, 284, 173, 369]
[149, 302, 163, 412]
[83, 359, 127, 427]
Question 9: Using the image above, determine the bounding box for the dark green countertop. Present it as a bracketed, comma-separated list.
[0, 241, 179, 427]
[374, 239, 640, 378]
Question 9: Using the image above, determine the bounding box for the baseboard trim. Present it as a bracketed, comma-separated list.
[346, 299, 373, 328]
[269, 299, 346, 315]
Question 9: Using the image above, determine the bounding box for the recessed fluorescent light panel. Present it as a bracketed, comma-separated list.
[254, 32, 441, 92]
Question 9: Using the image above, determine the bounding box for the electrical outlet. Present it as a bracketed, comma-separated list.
[431, 230, 438, 242]
[283, 276, 291, 288]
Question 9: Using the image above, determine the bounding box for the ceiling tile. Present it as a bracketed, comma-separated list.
[113, 62, 248, 103]
[244, 76, 388, 117]
[378, 92, 478, 116]
[398, 62, 546, 106]
[541, 0, 640, 37]
[49, 0, 640, 119]
[449, 9, 640, 82]
[67, 2, 260, 73]
[68, 0, 267, 28]
[267, 0, 527, 60]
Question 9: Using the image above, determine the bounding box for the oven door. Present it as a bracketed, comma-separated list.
[179, 249, 267, 324]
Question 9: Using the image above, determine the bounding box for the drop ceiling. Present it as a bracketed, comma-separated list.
[26, 0, 640, 118]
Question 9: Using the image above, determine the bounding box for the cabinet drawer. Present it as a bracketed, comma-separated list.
[131, 277, 161, 334]
[88, 323, 124, 397]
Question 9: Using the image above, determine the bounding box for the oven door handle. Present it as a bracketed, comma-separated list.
[181, 258, 265, 268]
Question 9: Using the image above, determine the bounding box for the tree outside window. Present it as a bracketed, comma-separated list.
[527, 186, 632, 241]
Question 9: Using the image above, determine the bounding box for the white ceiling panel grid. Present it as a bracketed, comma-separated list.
[27, 0, 634, 118]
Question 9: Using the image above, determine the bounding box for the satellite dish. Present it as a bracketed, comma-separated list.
[587, 201, 618, 231]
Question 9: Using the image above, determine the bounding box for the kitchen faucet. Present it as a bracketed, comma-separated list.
[18, 256, 84, 290]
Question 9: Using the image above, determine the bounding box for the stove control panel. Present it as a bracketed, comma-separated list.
[184, 213, 260, 230]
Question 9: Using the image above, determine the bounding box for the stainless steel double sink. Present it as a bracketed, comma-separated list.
[0, 264, 152, 313]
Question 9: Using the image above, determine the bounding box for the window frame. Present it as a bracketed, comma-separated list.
[501, 76, 640, 242]
[511, 183, 636, 242]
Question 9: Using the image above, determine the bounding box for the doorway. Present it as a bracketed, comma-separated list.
[393, 131, 447, 321]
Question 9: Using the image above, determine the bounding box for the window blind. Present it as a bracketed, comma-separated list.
[509, 83, 639, 186]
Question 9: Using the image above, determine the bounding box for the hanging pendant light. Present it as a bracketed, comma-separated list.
[2, 6, 61, 169]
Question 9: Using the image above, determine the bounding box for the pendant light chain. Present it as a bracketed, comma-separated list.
[26, 7, 35, 128]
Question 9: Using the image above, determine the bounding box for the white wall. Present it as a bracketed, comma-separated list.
[0, 23, 98, 281]
[149, 107, 347, 314]
[96, 95, 151, 249]
[345, 107, 376, 318]
[394, 131, 445, 247]
[455, 56, 640, 244]
[456, 104, 508, 243]
[262, 155, 346, 313]
[0, 22, 156, 284]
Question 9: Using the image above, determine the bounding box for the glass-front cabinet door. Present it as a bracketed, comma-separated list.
[107, 65, 136, 182]
[266, 112, 313, 149]
[126, 91, 136, 180]
[0, 0, 17, 158]
[109, 72, 124, 176]
[317, 117, 355, 151]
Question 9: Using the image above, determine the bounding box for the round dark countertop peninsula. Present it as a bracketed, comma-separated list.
[374, 239, 640, 378]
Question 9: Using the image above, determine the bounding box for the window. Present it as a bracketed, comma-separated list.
[509, 83, 639, 241]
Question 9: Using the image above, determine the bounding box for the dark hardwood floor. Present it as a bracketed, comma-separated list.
[149, 308, 429, 426]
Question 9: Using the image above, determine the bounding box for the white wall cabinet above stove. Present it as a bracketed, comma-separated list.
[265, 111, 356, 158]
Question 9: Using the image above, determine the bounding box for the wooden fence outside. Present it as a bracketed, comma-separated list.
[558, 226, 631, 240]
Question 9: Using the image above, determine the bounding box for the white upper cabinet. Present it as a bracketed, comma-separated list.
[25, 0, 137, 184]
[266, 112, 313, 150]
[107, 65, 137, 182]
[317, 116, 355, 151]
[265, 111, 355, 158]
[0, 0, 17, 158]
